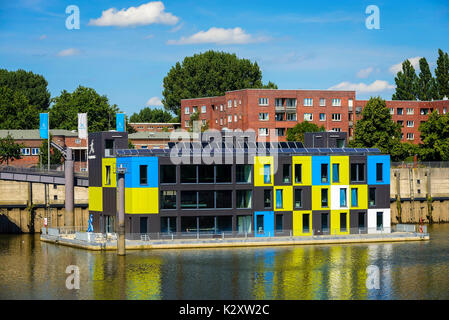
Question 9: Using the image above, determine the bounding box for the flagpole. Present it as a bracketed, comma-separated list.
[47, 112, 50, 170]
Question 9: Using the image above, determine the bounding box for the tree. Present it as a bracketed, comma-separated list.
[162, 50, 277, 116]
[352, 97, 404, 161]
[0, 134, 24, 165]
[38, 135, 63, 167]
[418, 111, 449, 161]
[0, 86, 40, 129]
[435, 49, 449, 100]
[129, 107, 175, 123]
[286, 121, 325, 142]
[392, 60, 418, 100]
[417, 57, 436, 101]
[0, 69, 50, 111]
[50, 86, 120, 132]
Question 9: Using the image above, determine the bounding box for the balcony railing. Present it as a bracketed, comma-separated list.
[275, 105, 285, 111]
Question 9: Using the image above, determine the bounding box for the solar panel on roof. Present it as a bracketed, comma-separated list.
[355, 148, 367, 152]
[320, 148, 331, 153]
[331, 148, 344, 153]
[280, 142, 289, 148]
[307, 148, 320, 153]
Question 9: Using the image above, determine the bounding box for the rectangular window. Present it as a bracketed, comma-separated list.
[369, 187, 376, 206]
[228, 100, 232, 108]
[319, 113, 326, 121]
[198, 165, 214, 183]
[236, 190, 252, 209]
[321, 188, 328, 207]
[161, 191, 176, 209]
[376, 163, 383, 182]
[304, 98, 313, 106]
[351, 188, 358, 207]
[264, 189, 272, 208]
[185, 107, 190, 114]
[275, 113, 285, 121]
[350, 163, 365, 182]
[397, 120, 404, 127]
[184, 120, 190, 128]
[228, 115, 232, 123]
[105, 166, 111, 185]
[303, 214, 310, 233]
[181, 191, 197, 208]
[389, 108, 394, 115]
[322, 213, 329, 232]
[397, 108, 403, 115]
[198, 191, 214, 209]
[234, 114, 237, 122]
[256, 215, 264, 234]
[31, 148, 39, 155]
[294, 189, 302, 209]
[275, 128, 285, 136]
[406, 108, 414, 115]
[340, 188, 347, 207]
[332, 113, 341, 121]
[220, 104, 223, 111]
[321, 163, 328, 183]
[236, 164, 251, 183]
[332, 98, 341, 106]
[216, 165, 232, 183]
[259, 112, 269, 121]
[216, 190, 232, 208]
[263, 164, 271, 183]
[140, 165, 148, 185]
[192, 106, 198, 113]
[201, 105, 206, 113]
[276, 189, 283, 209]
[160, 165, 176, 183]
[304, 113, 313, 121]
[286, 98, 297, 107]
[294, 164, 302, 183]
[21, 148, 30, 156]
[259, 128, 269, 136]
[348, 99, 353, 107]
[283, 164, 291, 183]
[407, 120, 414, 127]
[181, 165, 197, 183]
[376, 212, 383, 230]
[276, 215, 283, 231]
[234, 99, 237, 107]
[259, 98, 269, 106]
[332, 163, 340, 182]
[407, 133, 414, 140]
[286, 113, 297, 121]
[340, 213, 347, 232]
[319, 98, 326, 106]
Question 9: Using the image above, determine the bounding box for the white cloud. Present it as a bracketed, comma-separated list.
[167, 27, 268, 45]
[57, 48, 81, 57]
[389, 57, 422, 74]
[146, 97, 163, 107]
[88, 1, 179, 27]
[356, 67, 374, 78]
[328, 80, 395, 93]
[170, 22, 183, 33]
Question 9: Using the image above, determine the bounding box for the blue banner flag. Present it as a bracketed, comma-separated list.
[116, 113, 125, 132]
[39, 113, 49, 139]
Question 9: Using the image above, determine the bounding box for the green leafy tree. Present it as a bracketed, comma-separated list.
[352, 97, 404, 161]
[417, 57, 437, 101]
[0, 134, 24, 165]
[50, 86, 120, 132]
[418, 111, 449, 161]
[286, 121, 325, 142]
[0, 69, 50, 111]
[435, 49, 449, 100]
[38, 135, 63, 166]
[392, 60, 418, 100]
[162, 50, 277, 116]
[0, 86, 40, 129]
[129, 107, 175, 123]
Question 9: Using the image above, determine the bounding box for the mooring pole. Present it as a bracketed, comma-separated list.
[117, 169, 126, 255]
[64, 148, 74, 227]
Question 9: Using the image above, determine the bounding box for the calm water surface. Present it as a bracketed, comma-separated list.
[1, 224, 449, 299]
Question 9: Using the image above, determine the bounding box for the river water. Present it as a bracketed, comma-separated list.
[1, 224, 449, 300]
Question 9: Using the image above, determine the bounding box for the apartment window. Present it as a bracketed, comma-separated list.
[444, 107, 447, 114]
[286, 113, 297, 121]
[259, 98, 269, 106]
[340, 188, 347, 207]
[161, 191, 176, 209]
[264, 189, 272, 208]
[389, 108, 394, 115]
[228, 100, 232, 108]
[376, 212, 383, 230]
[303, 214, 310, 233]
[321, 188, 329, 207]
[234, 114, 238, 122]
[376, 163, 383, 182]
[332, 163, 340, 183]
[220, 118, 223, 125]
[105, 166, 111, 185]
[332, 113, 341, 121]
[304, 98, 313, 106]
[348, 99, 353, 107]
[294, 164, 302, 183]
[263, 164, 271, 184]
[228, 115, 232, 123]
[31, 148, 39, 155]
[220, 104, 223, 111]
[286, 98, 297, 107]
[259, 128, 269, 136]
[276, 215, 283, 231]
[340, 213, 347, 232]
[351, 188, 358, 207]
[331, 128, 341, 132]
[275, 113, 285, 121]
[294, 189, 302, 209]
[199, 165, 214, 183]
[397, 120, 404, 127]
[304, 113, 313, 121]
[185, 107, 190, 114]
[201, 105, 206, 113]
[184, 120, 190, 128]
[192, 106, 198, 113]
[407, 133, 414, 140]
[319, 113, 326, 121]
[332, 98, 341, 106]
[407, 120, 414, 127]
[160, 165, 176, 184]
[216, 190, 232, 208]
[397, 108, 403, 115]
[406, 108, 414, 115]
[275, 128, 285, 136]
[321, 163, 328, 183]
[236, 190, 252, 209]
[202, 119, 206, 126]
[181, 165, 196, 183]
[21, 148, 30, 155]
[350, 163, 365, 182]
[259, 112, 269, 121]
[234, 99, 237, 107]
[283, 164, 291, 183]
[140, 165, 148, 185]
[369, 187, 376, 206]
[216, 165, 232, 183]
[236, 164, 252, 183]
[319, 98, 326, 106]
[275, 189, 283, 209]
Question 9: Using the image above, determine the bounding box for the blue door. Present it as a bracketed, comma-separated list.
[254, 211, 274, 237]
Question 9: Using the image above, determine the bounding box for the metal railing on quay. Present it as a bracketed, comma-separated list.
[0, 164, 65, 175]
[391, 161, 449, 168]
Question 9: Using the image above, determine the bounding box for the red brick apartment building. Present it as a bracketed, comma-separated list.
[129, 122, 180, 132]
[181, 89, 449, 143]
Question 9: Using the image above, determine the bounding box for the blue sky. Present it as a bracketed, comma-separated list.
[1, 0, 448, 116]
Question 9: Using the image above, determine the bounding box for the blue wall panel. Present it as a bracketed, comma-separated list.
[116, 156, 158, 188]
[311, 156, 330, 185]
[254, 211, 274, 237]
[367, 155, 390, 185]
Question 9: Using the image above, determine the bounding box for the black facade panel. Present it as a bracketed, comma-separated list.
[253, 187, 273, 211]
[349, 209, 367, 234]
[103, 187, 117, 215]
[368, 184, 390, 209]
[274, 156, 292, 185]
[293, 186, 312, 211]
[349, 155, 367, 185]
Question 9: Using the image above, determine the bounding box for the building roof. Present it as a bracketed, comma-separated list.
[0, 129, 80, 140]
[128, 131, 200, 140]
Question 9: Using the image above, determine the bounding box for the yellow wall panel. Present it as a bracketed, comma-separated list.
[292, 156, 312, 185]
[349, 185, 368, 210]
[311, 186, 331, 211]
[89, 187, 103, 212]
[330, 210, 350, 235]
[102, 158, 117, 188]
[254, 156, 274, 187]
[330, 156, 349, 185]
[125, 188, 159, 214]
[274, 185, 293, 211]
[293, 211, 313, 236]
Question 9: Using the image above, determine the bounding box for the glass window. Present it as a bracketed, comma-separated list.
[294, 189, 302, 209]
[319, 98, 326, 106]
[263, 164, 271, 184]
[276, 215, 283, 231]
[236, 190, 252, 209]
[304, 98, 313, 106]
[160, 217, 177, 233]
[376, 163, 383, 181]
[236, 164, 251, 183]
[319, 113, 326, 121]
[181, 191, 197, 208]
[321, 163, 328, 183]
[198, 191, 214, 209]
[199, 165, 214, 183]
[201, 105, 206, 113]
[105, 166, 111, 185]
[257, 215, 264, 234]
[181, 165, 196, 183]
[340, 188, 347, 207]
[283, 164, 291, 183]
[303, 214, 310, 233]
[376, 212, 383, 230]
[304, 113, 313, 121]
[358, 212, 366, 229]
[321, 188, 328, 207]
[351, 188, 358, 207]
[321, 213, 329, 232]
[160, 165, 176, 183]
[216, 165, 232, 183]
[259, 98, 269, 106]
[350, 163, 365, 182]
[294, 164, 302, 183]
[184, 107, 190, 114]
[264, 189, 272, 208]
[276, 189, 283, 209]
[140, 165, 148, 185]
[216, 191, 232, 208]
[160, 191, 176, 209]
[340, 213, 347, 232]
[332, 163, 339, 182]
[369, 187, 376, 206]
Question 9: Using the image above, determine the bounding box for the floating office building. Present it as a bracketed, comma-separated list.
[87, 131, 391, 237]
